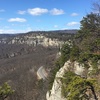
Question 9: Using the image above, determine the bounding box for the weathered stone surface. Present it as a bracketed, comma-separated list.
[0, 34, 64, 47]
[46, 60, 99, 100]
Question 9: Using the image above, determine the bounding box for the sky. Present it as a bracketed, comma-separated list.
[0, 0, 98, 33]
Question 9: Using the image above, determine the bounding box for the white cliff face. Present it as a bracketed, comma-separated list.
[1, 34, 64, 47]
[46, 61, 70, 100]
[46, 60, 100, 100]
[74, 61, 85, 76]
[46, 61, 87, 100]
[0, 38, 7, 43]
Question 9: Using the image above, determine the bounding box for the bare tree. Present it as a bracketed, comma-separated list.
[92, 1, 100, 15]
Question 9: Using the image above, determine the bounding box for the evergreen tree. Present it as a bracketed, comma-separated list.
[0, 82, 14, 100]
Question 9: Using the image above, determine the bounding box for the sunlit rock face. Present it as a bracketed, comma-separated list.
[46, 61, 70, 100]
[46, 60, 89, 100]
[0, 34, 64, 47]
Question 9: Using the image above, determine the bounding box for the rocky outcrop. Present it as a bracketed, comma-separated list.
[0, 34, 67, 59]
[46, 60, 100, 100]
[0, 34, 65, 47]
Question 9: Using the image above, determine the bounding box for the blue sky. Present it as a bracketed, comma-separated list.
[0, 0, 98, 33]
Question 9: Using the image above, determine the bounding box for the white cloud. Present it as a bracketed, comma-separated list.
[8, 18, 27, 22]
[0, 9, 5, 12]
[0, 26, 33, 34]
[0, 29, 16, 34]
[50, 8, 65, 15]
[71, 13, 78, 16]
[54, 25, 58, 28]
[27, 8, 48, 16]
[17, 8, 65, 16]
[18, 10, 26, 14]
[0, 29, 30, 34]
[0, 29, 3, 33]
[26, 27, 32, 32]
[67, 22, 79, 26]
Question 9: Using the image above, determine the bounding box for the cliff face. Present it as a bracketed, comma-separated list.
[0, 34, 65, 47]
[0, 33, 68, 59]
[9, 35, 64, 47]
[46, 60, 100, 100]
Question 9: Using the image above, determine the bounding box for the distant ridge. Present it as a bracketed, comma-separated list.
[48, 29, 78, 34]
[0, 29, 78, 36]
[26, 29, 78, 34]
[0, 34, 16, 38]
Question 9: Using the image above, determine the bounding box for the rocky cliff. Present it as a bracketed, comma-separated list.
[0, 32, 73, 59]
[0, 31, 75, 48]
[46, 60, 100, 100]
[0, 34, 64, 47]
